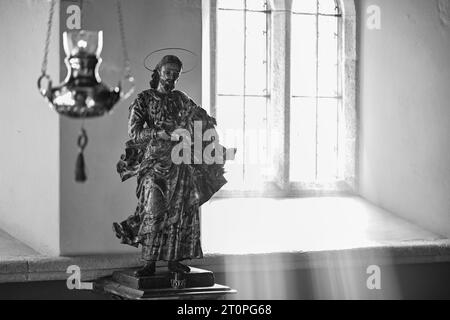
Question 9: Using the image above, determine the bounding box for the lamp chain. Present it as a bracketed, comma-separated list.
[117, 0, 133, 81]
[41, 0, 56, 76]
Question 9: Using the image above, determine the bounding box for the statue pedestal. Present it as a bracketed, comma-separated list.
[93, 267, 236, 300]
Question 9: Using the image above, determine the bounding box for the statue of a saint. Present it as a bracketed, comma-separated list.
[113, 55, 233, 277]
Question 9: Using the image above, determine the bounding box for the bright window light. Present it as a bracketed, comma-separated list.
[215, 0, 343, 191]
[216, 0, 269, 190]
[291, 0, 342, 183]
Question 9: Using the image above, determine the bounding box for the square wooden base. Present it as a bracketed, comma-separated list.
[93, 267, 236, 300]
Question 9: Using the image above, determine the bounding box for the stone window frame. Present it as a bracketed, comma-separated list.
[202, 0, 357, 197]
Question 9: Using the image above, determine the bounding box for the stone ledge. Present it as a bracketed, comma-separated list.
[0, 254, 142, 284]
[1, 240, 450, 284]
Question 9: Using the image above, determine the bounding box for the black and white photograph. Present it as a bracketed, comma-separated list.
[0, 0, 449, 304]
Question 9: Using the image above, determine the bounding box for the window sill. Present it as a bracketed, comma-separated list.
[201, 196, 447, 255]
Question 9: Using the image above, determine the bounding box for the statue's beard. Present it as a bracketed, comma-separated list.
[160, 79, 175, 92]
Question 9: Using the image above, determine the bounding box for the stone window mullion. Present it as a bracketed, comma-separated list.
[268, 0, 293, 191]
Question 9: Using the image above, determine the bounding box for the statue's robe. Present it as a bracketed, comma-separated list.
[115, 88, 230, 261]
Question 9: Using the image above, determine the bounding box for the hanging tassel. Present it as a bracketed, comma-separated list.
[75, 150, 87, 182]
[75, 126, 89, 183]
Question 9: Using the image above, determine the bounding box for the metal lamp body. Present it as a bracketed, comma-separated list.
[41, 30, 121, 118]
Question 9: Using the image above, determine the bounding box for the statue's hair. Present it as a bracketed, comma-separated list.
[149, 55, 183, 89]
[150, 70, 160, 89]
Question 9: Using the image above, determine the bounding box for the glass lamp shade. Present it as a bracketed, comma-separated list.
[40, 30, 121, 118]
[63, 30, 103, 58]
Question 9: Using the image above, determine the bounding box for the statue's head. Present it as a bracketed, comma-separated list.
[150, 55, 183, 92]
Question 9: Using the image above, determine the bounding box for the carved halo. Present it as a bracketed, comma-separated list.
[144, 47, 198, 74]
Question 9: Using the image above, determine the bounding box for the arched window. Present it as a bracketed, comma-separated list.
[203, 0, 356, 196]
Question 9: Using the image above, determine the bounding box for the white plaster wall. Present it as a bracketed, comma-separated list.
[358, 0, 450, 237]
[59, 0, 202, 255]
[0, 0, 60, 255]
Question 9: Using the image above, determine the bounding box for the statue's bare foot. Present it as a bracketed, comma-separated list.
[134, 262, 156, 277]
[168, 261, 191, 273]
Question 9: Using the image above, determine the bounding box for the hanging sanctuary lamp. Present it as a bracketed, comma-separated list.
[37, 0, 135, 183]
